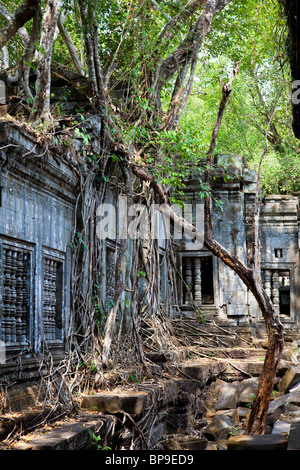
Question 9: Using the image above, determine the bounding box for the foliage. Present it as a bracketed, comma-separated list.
[177, 0, 300, 194]
[2, 0, 299, 194]
[88, 430, 112, 450]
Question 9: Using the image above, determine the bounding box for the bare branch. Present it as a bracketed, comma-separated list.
[204, 61, 241, 239]
[150, 0, 171, 21]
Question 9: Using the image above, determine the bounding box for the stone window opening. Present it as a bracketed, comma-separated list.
[105, 242, 117, 310]
[43, 256, 64, 344]
[182, 256, 214, 306]
[263, 269, 291, 318]
[0, 243, 32, 352]
[274, 248, 283, 258]
[159, 252, 167, 305]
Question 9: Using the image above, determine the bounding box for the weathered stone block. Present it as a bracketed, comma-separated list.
[287, 423, 300, 450]
[227, 434, 288, 450]
[28, 419, 102, 450]
[202, 414, 235, 441]
[238, 377, 259, 405]
[278, 366, 300, 393]
[281, 346, 300, 365]
[271, 420, 291, 435]
[178, 360, 227, 385]
[81, 391, 150, 416]
[266, 395, 286, 425]
[3, 383, 41, 412]
[216, 408, 239, 425]
[210, 379, 239, 411]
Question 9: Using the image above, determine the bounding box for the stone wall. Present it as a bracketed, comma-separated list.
[1, 122, 300, 384]
[177, 154, 300, 335]
[0, 122, 78, 375]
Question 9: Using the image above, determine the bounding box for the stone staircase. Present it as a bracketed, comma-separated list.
[4, 344, 300, 451]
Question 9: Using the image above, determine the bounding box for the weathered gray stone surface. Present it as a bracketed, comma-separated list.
[17, 417, 104, 450]
[227, 434, 288, 451]
[287, 423, 300, 450]
[278, 366, 300, 393]
[210, 379, 239, 411]
[272, 421, 291, 435]
[281, 346, 300, 365]
[215, 409, 239, 426]
[202, 414, 235, 441]
[81, 391, 150, 416]
[237, 377, 259, 406]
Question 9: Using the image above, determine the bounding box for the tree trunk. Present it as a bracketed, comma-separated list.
[30, 0, 62, 123]
[245, 289, 284, 434]
[121, 61, 284, 435]
[102, 166, 133, 367]
[18, 0, 42, 101]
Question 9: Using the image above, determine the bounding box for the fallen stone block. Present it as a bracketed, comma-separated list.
[178, 360, 227, 385]
[216, 409, 239, 426]
[81, 390, 150, 416]
[202, 414, 235, 441]
[277, 360, 294, 377]
[161, 435, 208, 451]
[237, 377, 259, 406]
[287, 423, 300, 450]
[281, 346, 299, 366]
[210, 379, 239, 411]
[227, 434, 288, 450]
[237, 407, 250, 421]
[278, 366, 300, 394]
[266, 395, 286, 425]
[271, 420, 291, 435]
[26, 418, 104, 450]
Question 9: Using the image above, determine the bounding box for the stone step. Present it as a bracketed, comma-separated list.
[13, 415, 106, 450]
[196, 347, 266, 360]
[227, 434, 289, 450]
[287, 423, 300, 450]
[81, 390, 150, 416]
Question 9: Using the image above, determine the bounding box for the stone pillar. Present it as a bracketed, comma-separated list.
[194, 258, 202, 304]
[272, 271, 280, 314]
[264, 270, 272, 299]
[184, 257, 193, 304]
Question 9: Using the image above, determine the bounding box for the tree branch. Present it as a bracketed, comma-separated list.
[0, 4, 30, 46]
[205, 61, 241, 239]
[0, 0, 38, 49]
[57, 14, 84, 75]
[30, 0, 62, 123]
[153, 0, 232, 111]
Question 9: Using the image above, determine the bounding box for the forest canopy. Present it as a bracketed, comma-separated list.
[0, 0, 298, 195]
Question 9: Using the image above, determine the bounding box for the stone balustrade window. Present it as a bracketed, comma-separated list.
[0, 240, 66, 355]
[105, 244, 116, 309]
[263, 269, 290, 317]
[182, 256, 214, 306]
[0, 244, 31, 348]
[43, 257, 63, 344]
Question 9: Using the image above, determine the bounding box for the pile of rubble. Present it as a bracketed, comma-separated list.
[196, 343, 300, 450]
